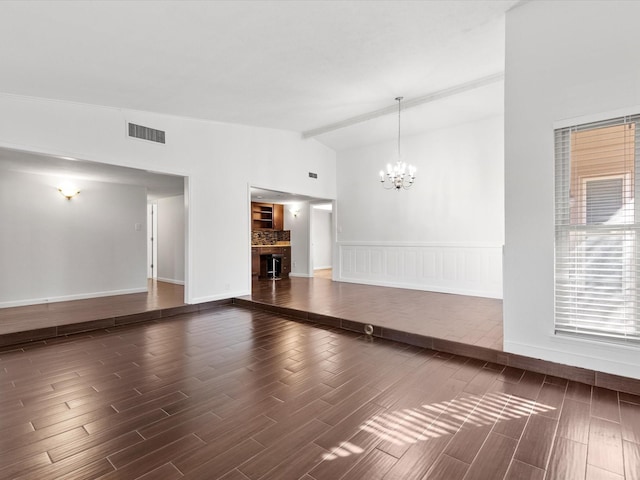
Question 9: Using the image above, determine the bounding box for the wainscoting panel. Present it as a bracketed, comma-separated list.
[337, 242, 503, 299]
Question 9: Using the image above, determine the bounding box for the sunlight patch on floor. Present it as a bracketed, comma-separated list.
[321, 391, 554, 461]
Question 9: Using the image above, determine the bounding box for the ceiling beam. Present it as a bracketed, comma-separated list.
[301, 72, 504, 139]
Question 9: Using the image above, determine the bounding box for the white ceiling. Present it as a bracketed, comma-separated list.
[250, 187, 332, 206]
[0, 0, 516, 195]
[0, 148, 184, 201]
[0, 0, 516, 150]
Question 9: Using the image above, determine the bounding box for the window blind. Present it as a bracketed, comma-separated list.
[555, 115, 640, 343]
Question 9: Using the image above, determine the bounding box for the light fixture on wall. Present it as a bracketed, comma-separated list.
[290, 207, 301, 218]
[58, 185, 80, 200]
[379, 96, 416, 190]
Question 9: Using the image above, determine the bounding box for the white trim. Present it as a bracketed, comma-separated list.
[314, 266, 332, 271]
[190, 289, 250, 304]
[289, 273, 314, 278]
[504, 339, 640, 380]
[549, 330, 640, 353]
[247, 184, 253, 285]
[183, 176, 192, 304]
[554, 104, 640, 130]
[0, 287, 149, 309]
[337, 243, 503, 299]
[157, 277, 185, 286]
[336, 276, 501, 299]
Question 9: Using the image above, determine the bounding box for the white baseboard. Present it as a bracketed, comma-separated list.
[335, 276, 501, 299]
[313, 266, 332, 271]
[504, 339, 640, 381]
[0, 287, 149, 309]
[157, 277, 185, 286]
[289, 273, 314, 278]
[190, 289, 250, 304]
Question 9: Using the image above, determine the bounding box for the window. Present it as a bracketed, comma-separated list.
[555, 117, 640, 343]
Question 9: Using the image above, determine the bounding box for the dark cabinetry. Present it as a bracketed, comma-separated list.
[251, 202, 284, 230]
[281, 248, 291, 277]
[272, 204, 283, 231]
[251, 248, 260, 277]
[251, 246, 291, 279]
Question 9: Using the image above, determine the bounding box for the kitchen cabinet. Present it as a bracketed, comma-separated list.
[251, 247, 260, 277]
[281, 248, 291, 277]
[272, 203, 284, 231]
[251, 202, 284, 230]
[251, 246, 291, 279]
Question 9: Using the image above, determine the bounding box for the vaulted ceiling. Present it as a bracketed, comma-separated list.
[0, 0, 517, 151]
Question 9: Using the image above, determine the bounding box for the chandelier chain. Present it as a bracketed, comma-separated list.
[396, 96, 402, 161]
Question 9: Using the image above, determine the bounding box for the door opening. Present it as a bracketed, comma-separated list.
[147, 203, 158, 279]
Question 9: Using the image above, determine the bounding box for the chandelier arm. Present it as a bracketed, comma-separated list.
[380, 178, 396, 190]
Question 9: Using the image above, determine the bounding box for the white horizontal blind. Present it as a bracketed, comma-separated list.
[555, 115, 640, 343]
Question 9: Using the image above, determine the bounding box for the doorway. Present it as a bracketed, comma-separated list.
[249, 186, 334, 281]
[147, 203, 158, 279]
[311, 203, 333, 278]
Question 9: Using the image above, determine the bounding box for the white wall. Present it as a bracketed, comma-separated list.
[284, 202, 312, 277]
[504, 1, 640, 378]
[312, 208, 333, 270]
[0, 94, 336, 305]
[335, 114, 504, 298]
[157, 195, 185, 285]
[0, 170, 147, 307]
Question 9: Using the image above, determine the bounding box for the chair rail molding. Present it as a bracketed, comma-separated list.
[337, 241, 503, 299]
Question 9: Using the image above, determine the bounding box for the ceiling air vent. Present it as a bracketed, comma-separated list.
[128, 122, 166, 144]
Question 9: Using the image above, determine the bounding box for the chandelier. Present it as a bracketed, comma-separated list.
[379, 96, 416, 190]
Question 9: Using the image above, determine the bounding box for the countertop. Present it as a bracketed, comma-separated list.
[251, 244, 291, 248]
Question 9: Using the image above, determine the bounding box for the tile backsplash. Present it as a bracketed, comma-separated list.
[252, 230, 291, 245]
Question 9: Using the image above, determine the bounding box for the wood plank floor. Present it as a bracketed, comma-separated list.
[0, 280, 185, 335]
[1, 305, 639, 479]
[1, 275, 502, 353]
[244, 276, 503, 351]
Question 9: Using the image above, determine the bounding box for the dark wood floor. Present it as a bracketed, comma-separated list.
[1, 275, 502, 351]
[1, 277, 639, 478]
[244, 276, 503, 351]
[1, 304, 640, 479]
[0, 280, 185, 335]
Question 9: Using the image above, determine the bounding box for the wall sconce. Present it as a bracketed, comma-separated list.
[290, 207, 301, 218]
[58, 185, 80, 200]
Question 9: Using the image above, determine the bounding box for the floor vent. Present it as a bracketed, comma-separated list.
[128, 123, 166, 144]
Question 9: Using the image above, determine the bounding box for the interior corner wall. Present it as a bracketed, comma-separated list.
[335, 114, 504, 298]
[312, 208, 333, 270]
[0, 94, 336, 306]
[0, 170, 147, 307]
[504, 0, 640, 379]
[157, 195, 185, 285]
